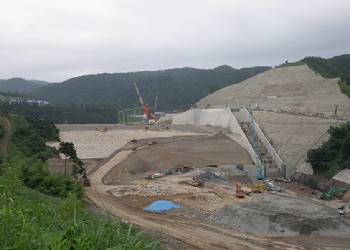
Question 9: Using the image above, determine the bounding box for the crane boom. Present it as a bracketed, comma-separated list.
[133, 82, 144, 107]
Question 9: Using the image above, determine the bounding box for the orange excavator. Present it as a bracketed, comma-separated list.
[236, 183, 245, 198]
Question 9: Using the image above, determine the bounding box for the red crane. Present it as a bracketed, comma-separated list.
[133, 82, 152, 122]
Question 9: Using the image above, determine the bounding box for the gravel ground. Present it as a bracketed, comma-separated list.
[55, 123, 226, 134]
[210, 194, 350, 237]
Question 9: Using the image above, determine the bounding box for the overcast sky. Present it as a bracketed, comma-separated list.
[1, 0, 349, 82]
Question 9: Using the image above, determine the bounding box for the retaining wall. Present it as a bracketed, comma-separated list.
[172, 108, 257, 165]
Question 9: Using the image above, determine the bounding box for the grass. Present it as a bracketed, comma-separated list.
[0, 177, 165, 250]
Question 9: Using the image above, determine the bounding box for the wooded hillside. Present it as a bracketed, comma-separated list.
[32, 65, 271, 111]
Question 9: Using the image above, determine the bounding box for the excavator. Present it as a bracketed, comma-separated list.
[318, 187, 346, 199]
[236, 183, 245, 198]
[192, 175, 204, 187]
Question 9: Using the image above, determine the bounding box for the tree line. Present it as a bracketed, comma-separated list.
[0, 100, 120, 124]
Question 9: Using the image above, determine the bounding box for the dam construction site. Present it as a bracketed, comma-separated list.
[48, 64, 350, 250]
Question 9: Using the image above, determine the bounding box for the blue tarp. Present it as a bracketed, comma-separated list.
[143, 200, 180, 212]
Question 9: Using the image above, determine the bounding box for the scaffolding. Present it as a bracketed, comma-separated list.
[118, 106, 143, 124]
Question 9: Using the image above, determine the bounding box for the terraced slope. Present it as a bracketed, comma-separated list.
[196, 65, 350, 119]
[195, 65, 350, 169]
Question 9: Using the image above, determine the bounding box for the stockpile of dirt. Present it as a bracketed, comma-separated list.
[121, 182, 203, 196]
[210, 195, 350, 237]
[196, 172, 232, 183]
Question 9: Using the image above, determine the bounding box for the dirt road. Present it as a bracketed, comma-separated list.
[85, 147, 350, 250]
[85, 148, 269, 250]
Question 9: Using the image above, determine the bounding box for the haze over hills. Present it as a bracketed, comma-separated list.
[0, 78, 50, 93]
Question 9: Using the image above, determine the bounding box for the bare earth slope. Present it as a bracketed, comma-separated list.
[196, 65, 350, 119]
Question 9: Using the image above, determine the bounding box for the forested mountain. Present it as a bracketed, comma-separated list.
[0, 77, 45, 93]
[32, 66, 271, 111]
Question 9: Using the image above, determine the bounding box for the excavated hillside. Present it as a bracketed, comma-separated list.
[196, 64, 350, 119]
[195, 65, 350, 169]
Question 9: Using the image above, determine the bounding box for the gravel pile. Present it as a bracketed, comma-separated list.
[196, 172, 232, 183]
[179, 193, 222, 214]
[123, 182, 202, 196]
[210, 195, 350, 237]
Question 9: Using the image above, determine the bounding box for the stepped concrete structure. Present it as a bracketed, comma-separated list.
[186, 65, 350, 176]
[172, 108, 289, 178]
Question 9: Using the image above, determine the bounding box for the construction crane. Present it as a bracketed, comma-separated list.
[248, 104, 264, 180]
[133, 82, 153, 123]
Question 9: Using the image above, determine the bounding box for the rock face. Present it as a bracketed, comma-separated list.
[292, 172, 350, 196]
[210, 195, 350, 237]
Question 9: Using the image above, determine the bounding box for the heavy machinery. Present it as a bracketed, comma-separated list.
[266, 182, 276, 191]
[236, 183, 245, 198]
[148, 140, 157, 145]
[133, 82, 153, 123]
[192, 175, 204, 187]
[318, 188, 346, 199]
[83, 178, 90, 187]
[250, 184, 267, 193]
[339, 194, 350, 200]
[241, 186, 253, 195]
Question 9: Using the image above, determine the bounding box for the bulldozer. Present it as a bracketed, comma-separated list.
[192, 175, 204, 187]
[148, 140, 157, 145]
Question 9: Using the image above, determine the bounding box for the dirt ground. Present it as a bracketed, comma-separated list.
[50, 124, 350, 249]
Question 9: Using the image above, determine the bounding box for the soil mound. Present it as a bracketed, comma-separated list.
[210, 195, 350, 237]
[196, 172, 231, 183]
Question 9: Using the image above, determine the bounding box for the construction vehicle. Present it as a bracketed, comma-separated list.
[339, 194, 350, 200]
[93, 127, 101, 131]
[241, 186, 253, 195]
[266, 182, 276, 191]
[318, 188, 346, 199]
[236, 183, 245, 198]
[140, 125, 149, 130]
[192, 175, 204, 187]
[250, 184, 266, 193]
[83, 178, 90, 187]
[165, 169, 176, 175]
[161, 125, 170, 130]
[148, 140, 157, 145]
[176, 165, 190, 173]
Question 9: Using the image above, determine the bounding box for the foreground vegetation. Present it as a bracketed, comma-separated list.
[0, 111, 164, 249]
[307, 122, 350, 178]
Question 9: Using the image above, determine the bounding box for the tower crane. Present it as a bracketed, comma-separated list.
[133, 82, 152, 123]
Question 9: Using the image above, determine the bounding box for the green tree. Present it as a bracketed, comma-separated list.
[58, 142, 83, 176]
